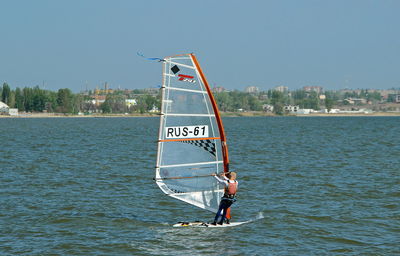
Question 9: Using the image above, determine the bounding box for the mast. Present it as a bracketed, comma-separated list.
[190, 54, 230, 173]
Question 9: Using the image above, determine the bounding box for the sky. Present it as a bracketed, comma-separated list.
[1, 0, 399, 92]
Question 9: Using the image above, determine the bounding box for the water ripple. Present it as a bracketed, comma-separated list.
[0, 117, 399, 255]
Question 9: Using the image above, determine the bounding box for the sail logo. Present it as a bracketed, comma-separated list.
[178, 74, 196, 83]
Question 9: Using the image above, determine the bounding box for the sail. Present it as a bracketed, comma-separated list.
[155, 54, 229, 213]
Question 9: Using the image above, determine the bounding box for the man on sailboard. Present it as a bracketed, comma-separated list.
[212, 172, 238, 225]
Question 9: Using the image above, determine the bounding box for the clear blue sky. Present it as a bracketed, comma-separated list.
[1, 0, 399, 92]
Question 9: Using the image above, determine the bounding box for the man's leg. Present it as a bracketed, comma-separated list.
[213, 203, 224, 224]
[218, 201, 233, 225]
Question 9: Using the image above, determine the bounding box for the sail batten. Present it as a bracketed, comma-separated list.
[158, 160, 224, 169]
[160, 137, 220, 142]
[168, 61, 196, 69]
[155, 53, 229, 213]
[164, 87, 208, 94]
[161, 113, 216, 117]
[165, 189, 224, 195]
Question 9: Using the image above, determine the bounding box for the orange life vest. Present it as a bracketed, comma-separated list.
[224, 180, 237, 198]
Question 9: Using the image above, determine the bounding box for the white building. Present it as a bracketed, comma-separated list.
[0, 101, 8, 113]
[213, 86, 226, 93]
[8, 108, 18, 116]
[284, 105, 299, 113]
[125, 99, 137, 108]
[245, 86, 259, 94]
[0, 101, 9, 114]
[149, 105, 159, 113]
[344, 98, 367, 105]
[0, 101, 18, 116]
[262, 104, 274, 113]
[321, 108, 340, 114]
[303, 86, 324, 94]
[274, 86, 288, 92]
[297, 109, 313, 114]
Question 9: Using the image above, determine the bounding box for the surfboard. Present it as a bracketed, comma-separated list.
[173, 221, 247, 228]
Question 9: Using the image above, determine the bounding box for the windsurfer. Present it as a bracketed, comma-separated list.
[212, 172, 238, 225]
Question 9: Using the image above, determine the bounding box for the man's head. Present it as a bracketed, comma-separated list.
[229, 172, 237, 180]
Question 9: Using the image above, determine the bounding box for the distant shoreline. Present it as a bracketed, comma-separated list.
[1, 111, 400, 118]
[220, 111, 400, 117]
[0, 113, 159, 118]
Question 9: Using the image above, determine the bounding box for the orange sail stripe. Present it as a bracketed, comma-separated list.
[159, 137, 220, 142]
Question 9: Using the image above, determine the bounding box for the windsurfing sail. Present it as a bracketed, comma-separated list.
[155, 53, 229, 213]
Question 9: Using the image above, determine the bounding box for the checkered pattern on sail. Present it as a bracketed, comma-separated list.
[181, 139, 216, 156]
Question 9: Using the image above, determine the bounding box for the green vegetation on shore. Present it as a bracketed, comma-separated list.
[1, 82, 399, 115]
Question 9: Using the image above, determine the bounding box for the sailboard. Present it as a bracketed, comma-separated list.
[172, 221, 248, 228]
[155, 53, 231, 219]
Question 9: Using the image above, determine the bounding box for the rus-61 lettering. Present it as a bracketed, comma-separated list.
[165, 125, 209, 139]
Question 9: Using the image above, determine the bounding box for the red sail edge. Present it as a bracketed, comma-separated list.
[190, 54, 230, 173]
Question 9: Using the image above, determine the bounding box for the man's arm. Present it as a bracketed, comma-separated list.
[214, 174, 228, 186]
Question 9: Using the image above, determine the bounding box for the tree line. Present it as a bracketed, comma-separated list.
[215, 88, 389, 114]
[0, 83, 160, 114]
[1, 83, 82, 113]
[1, 82, 393, 115]
[215, 90, 324, 114]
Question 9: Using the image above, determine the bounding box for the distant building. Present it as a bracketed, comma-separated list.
[297, 109, 313, 114]
[245, 86, 259, 94]
[126, 99, 137, 108]
[94, 88, 114, 95]
[0, 101, 8, 110]
[396, 94, 400, 103]
[379, 89, 399, 99]
[321, 108, 340, 113]
[344, 98, 367, 105]
[262, 104, 274, 113]
[274, 86, 288, 92]
[8, 108, 18, 116]
[213, 86, 226, 93]
[87, 95, 106, 106]
[94, 82, 114, 95]
[149, 105, 159, 113]
[303, 86, 324, 94]
[0, 101, 18, 116]
[284, 105, 299, 113]
[143, 88, 159, 95]
[0, 101, 9, 115]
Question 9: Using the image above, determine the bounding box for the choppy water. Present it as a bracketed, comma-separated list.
[0, 117, 399, 255]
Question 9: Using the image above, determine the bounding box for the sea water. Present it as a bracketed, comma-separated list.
[0, 117, 399, 255]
